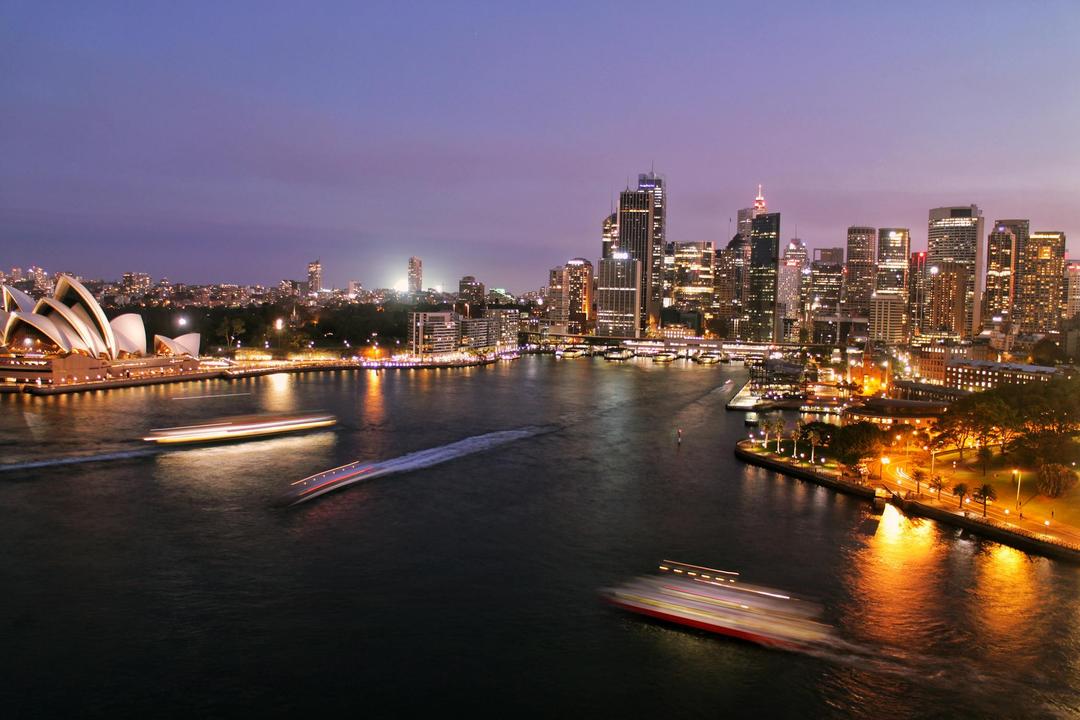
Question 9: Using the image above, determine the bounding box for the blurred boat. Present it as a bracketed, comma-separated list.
[601, 561, 836, 652]
[693, 352, 720, 364]
[604, 348, 633, 361]
[653, 351, 678, 363]
[144, 412, 336, 445]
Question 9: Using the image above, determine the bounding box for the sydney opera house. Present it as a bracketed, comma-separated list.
[0, 275, 201, 388]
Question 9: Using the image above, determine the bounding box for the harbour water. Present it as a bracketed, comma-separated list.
[2, 356, 1079, 718]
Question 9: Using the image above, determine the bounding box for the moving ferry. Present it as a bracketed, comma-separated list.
[601, 561, 836, 652]
[144, 412, 337, 445]
[653, 351, 678, 363]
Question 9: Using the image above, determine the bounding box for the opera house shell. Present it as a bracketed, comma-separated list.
[1, 275, 199, 360]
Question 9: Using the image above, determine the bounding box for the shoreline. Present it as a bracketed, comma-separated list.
[1, 357, 500, 396]
[734, 440, 1080, 564]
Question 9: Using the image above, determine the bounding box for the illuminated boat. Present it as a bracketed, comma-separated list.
[653, 351, 678, 363]
[144, 412, 337, 444]
[693, 352, 720, 364]
[560, 348, 586, 358]
[604, 348, 633, 361]
[601, 561, 836, 652]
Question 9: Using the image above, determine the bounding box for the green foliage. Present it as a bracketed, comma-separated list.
[1036, 463, 1079, 499]
[1030, 337, 1065, 366]
[952, 482, 968, 508]
[973, 483, 997, 516]
[929, 475, 945, 500]
[826, 422, 887, 467]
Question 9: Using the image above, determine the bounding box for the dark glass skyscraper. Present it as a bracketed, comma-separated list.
[616, 173, 665, 333]
[843, 226, 876, 317]
[747, 212, 780, 342]
[928, 205, 984, 336]
[983, 223, 1017, 323]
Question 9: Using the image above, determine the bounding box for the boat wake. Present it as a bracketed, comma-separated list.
[280, 425, 555, 506]
[0, 448, 158, 473]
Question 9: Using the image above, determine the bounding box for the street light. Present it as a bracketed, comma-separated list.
[879, 456, 890, 481]
[1013, 469, 1022, 510]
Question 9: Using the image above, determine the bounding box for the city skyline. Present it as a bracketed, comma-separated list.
[3, 3, 1080, 292]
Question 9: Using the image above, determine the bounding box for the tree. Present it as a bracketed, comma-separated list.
[807, 430, 821, 463]
[770, 417, 786, 453]
[977, 446, 993, 477]
[1030, 337, 1065, 366]
[911, 468, 927, 496]
[973, 483, 997, 517]
[791, 420, 806, 458]
[929, 475, 944, 501]
[1036, 463, 1079, 499]
[217, 317, 246, 347]
[952, 482, 968, 509]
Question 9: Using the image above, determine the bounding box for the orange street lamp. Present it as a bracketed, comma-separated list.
[879, 456, 890, 480]
[1013, 469, 1022, 510]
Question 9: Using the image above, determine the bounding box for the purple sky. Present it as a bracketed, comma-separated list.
[3, 1, 1079, 293]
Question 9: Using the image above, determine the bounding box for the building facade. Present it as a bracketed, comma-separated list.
[408, 256, 423, 293]
[596, 253, 641, 338]
[982, 224, 1016, 324]
[1015, 231, 1066, 335]
[747, 212, 781, 342]
[927, 205, 985, 337]
[843, 226, 876, 317]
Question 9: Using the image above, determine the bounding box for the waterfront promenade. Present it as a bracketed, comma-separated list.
[735, 439, 1080, 563]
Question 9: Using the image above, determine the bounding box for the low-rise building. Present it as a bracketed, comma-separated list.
[944, 359, 1061, 392]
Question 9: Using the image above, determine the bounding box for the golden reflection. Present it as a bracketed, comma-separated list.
[969, 544, 1039, 646]
[843, 504, 944, 645]
[262, 372, 293, 412]
[362, 369, 386, 424]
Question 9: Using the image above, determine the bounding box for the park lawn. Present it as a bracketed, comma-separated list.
[934, 452, 1080, 528]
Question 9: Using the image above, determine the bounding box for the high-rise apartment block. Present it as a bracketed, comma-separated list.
[982, 224, 1016, 323]
[843, 226, 876, 317]
[1015, 231, 1066, 334]
[408, 256, 423, 293]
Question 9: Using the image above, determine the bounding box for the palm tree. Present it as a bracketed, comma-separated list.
[772, 417, 786, 453]
[791, 420, 806, 458]
[973, 483, 998, 517]
[952, 482, 968, 509]
[807, 430, 821, 464]
[929, 475, 944, 502]
[911, 468, 927, 497]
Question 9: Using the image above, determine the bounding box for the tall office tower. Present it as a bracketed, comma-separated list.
[908, 251, 928, 335]
[671, 242, 715, 314]
[869, 294, 907, 346]
[995, 219, 1030, 301]
[306, 260, 321, 293]
[982, 224, 1017, 323]
[458, 275, 486, 315]
[928, 205, 985, 336]
[596, 252, 641, 338]
[777, 239, 808, 340]
[564, 258, 594, 334]
[408, 256, 423, 293]
[1066, 262, 1080, 322]
[601, 212, 618, 259]
[735, 186, 767, 243]
[926, 262, 970, 337]
[875, 228, 910, 295]
[810, 258, 844, 318]
[638, 171, 666, 323]
[712, 246, 740, 337]
[747, 212, 781, 342]
[1015, 231, 1066, 334]
[616, 174, 664, 333]
[843, 226, 876, 317]
[815, 247, 845, 265]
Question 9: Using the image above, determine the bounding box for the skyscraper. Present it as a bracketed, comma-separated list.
[458, 275, 486, 315]
[550, 258, 595, 334]
[928, 205, 985, 336]
[996, 219, 1030, 299]
[596, 253, 641, 338]
[616, 173, 665, 333]
[408, 256, 423, 293]
[810, 258, 844, 318]
[1015, 231, 1066, 334]
[747, 212, 780, 342]
[926, 262, 970, 337]
[307, 260, 322, 295]
[908, 251, 928, 335]
[601, 212, 618, 259]
[1066, 262, 1080, 322]
[777, 239, 808, 341]
[875, 228, 910, 295]
[982, 224, 1017, 323]
[843, 226, 876, 317]
[671, 242, 715, 314]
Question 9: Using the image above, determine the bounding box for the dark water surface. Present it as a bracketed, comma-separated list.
[2, 357, 1078, 718]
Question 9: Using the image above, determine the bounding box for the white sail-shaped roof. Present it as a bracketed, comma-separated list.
[154, 333, 200, 357]
[3, 311, 74, 353]
[53, 275, 117, 359]
[33, 298, 107, 357]
[2, 285, 36, 313]
[110, 313, 147, 356]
